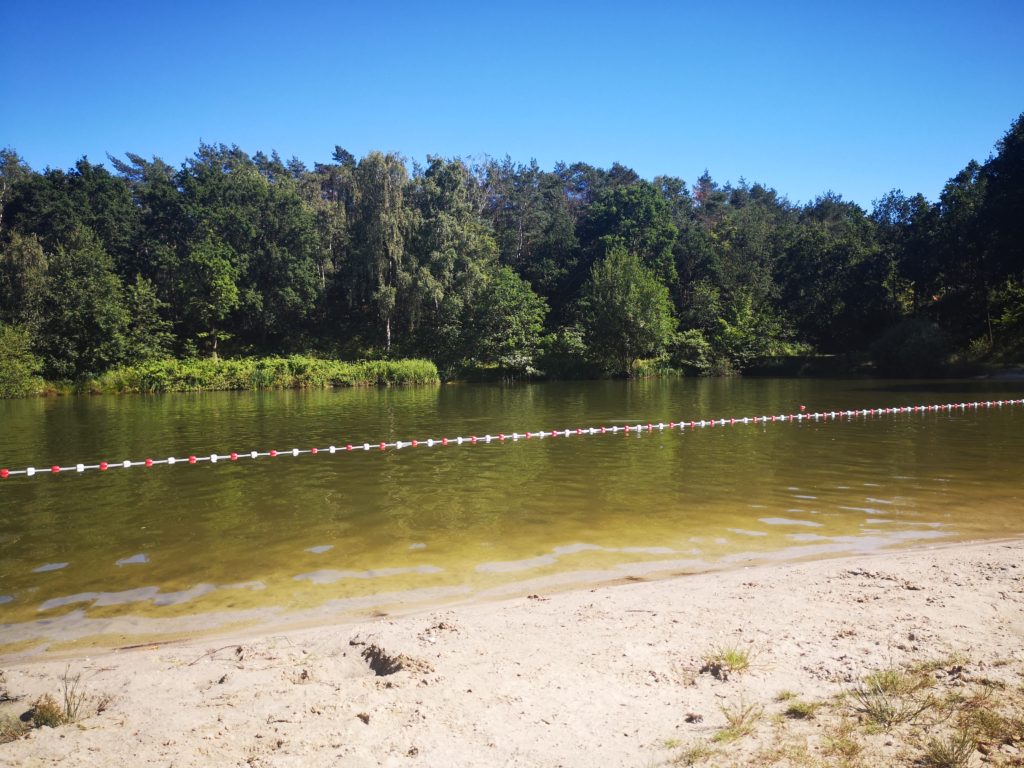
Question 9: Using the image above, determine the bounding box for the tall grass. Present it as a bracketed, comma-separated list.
[85, 356, 439, 394]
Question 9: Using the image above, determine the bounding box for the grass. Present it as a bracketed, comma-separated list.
[666, 743, 716, 766]
[713, 699, 763, 742]
[701, 644, 754, 680]
[782, 700, 821, 720]
[821, 718, 864, 763]
[654, 657, 1024, 768]
[0, 714, 26, 744]
[59, 668, 87, 724]
[849, 666, 937, 731]
[918, 730, 977, 768]
[28, 667, 90, 729]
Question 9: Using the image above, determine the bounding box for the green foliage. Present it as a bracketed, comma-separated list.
[870, 318, 949, 377]
[36, 227, 131, 380]
[4, 115, 1024, 390]
[536, 326, 602, 380]
[181, 232, 240, 356]
[123, 275, 174, 363]
[467, 266, 548, 376]
[0, 231, 48, 328]
[0, 322, 44, 397]
[89, 356, 438, 393]
[580, 182, 679, 289]
[580, 246, 676, 376]
[991, 278, 1024, 358]
[671, 329, 714, 375]
[712, 289, 786, 371]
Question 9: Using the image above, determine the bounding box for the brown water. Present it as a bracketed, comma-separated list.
[1, 378, 1022, 653]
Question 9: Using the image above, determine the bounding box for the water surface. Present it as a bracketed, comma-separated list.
[1, 378, 1022, 653]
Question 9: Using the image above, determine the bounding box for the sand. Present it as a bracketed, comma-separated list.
[2, 538, 1023, 767]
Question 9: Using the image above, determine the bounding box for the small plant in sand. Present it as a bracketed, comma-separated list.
[667, 742, 715, 766]
[821, 718, 864, 763]
[59, 667, 88, 723]
[700, 643, 753, 681]
[918, 729, 976, 768]
[31, 693, 66, 728]
[849, 666, 936, 731]
[28, 667, 90, 729]
[713, 699, 762, 742]
[0, 714, 27, 744]
[782, 699, 821, 720]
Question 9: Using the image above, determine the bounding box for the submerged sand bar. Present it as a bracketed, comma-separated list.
[2, 538, 1023, 766]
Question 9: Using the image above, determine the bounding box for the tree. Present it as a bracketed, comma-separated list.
[580, 246, 676, 376]
[0, 322, 44, 397]
[578, 182, 679, 294]
[406, 157, 497, 363]
[180, 233, 240, 358]
[36, 227, 130, 379]
[0, 149, 32, 238]
[351, 151, 412, 352]
[467, 266, 548, 376]
[0, 231, 48, 329]
[123, 275, 174, 363]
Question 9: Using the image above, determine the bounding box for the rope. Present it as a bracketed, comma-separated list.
[1, 398, 1020, 481]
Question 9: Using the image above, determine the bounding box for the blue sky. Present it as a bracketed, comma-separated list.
[5, 1, 1023, 208]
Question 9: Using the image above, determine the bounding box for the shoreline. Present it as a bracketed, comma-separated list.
[3, 537, 1022, 766]
[0, 531, 990, 663]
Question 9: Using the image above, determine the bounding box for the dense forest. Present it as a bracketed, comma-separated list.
[1, 114, 1022, 395]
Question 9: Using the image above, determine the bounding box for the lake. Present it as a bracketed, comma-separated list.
[1, 377, 1022, 655]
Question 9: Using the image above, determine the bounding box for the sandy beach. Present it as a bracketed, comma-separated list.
[2, 538, 1023, 767]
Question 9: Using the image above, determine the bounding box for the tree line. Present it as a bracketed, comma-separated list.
[1, 113, 1022, 393]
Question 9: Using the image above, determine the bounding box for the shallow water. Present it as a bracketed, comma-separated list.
[1, 378, 1022, 652]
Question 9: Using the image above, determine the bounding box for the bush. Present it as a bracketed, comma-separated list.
[536, 327, 603, 380]
[870, 319, 949, 377]
[671, 328, 714, 374]
[86, 356, 439, 393]
[0, 323, 44, 398]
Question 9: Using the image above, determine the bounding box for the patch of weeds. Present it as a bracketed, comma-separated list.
[822, 717, 864, 762]
[0, 714, 27, 744]
[750, 738, 818, 767]
[31, 693, 66, 728]
[659, 737, 683, 749]
[713, 699, 762, 742]
[918, 729, 976, 768]
[912, 655, 968, 675]
[668, 743, 715, 766]
[850, 666, 936, 731]
[700, 644, 753, 681]
[774, 690, 798, 702]
[962, 695, 1023, 748]
[59, 667, 87, 723]
[28, 667, 90, 730]
[783, 699, 822, 720]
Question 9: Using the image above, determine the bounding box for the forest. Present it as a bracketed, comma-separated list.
[1, 113, 1022, 396]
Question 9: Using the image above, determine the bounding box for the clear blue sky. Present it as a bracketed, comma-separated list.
[5, 0, 1023, 208]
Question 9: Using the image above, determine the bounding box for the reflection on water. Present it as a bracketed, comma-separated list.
[1, 378, 1023, 652]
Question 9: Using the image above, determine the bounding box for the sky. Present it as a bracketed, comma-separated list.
[4, 0, 1023, 208]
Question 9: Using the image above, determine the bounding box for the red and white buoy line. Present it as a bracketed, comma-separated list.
[1, 398, 1021, 481]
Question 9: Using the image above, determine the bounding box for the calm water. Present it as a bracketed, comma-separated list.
[2, 378, 1023, 653]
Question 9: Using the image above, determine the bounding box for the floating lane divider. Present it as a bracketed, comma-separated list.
[1, 399, 1021, 481]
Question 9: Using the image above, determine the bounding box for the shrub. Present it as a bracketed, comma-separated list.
[0, 323, 44, 398]
[87, 356, 439, 393]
